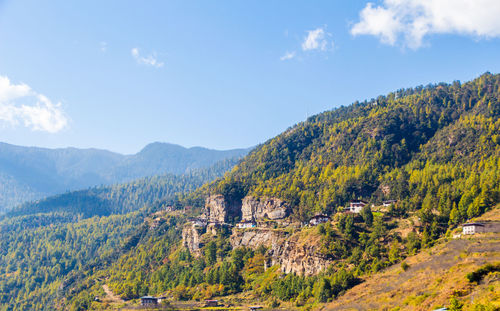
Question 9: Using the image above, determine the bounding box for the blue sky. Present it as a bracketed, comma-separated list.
[0, 0, 499, 154]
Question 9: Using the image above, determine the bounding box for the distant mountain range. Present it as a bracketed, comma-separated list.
[0, 142, 250, 211]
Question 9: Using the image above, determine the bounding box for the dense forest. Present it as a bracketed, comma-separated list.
[1, 73, 499, 311]
[0, 157, 243, 311]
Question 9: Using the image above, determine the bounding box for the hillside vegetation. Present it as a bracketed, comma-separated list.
[0, 159, 241, 311]
[58, 73, 500, 311]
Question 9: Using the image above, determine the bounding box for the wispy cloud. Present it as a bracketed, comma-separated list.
[131, 47, 164, 68]
[302, 27, 333, 51]
[281, 26, 334, 61]
[351, 0, 500, 49]
[280, 51, 296, 61]
[0, 76, 68, 133]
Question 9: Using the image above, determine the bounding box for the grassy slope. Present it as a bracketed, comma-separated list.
[325, 208, 500, 311]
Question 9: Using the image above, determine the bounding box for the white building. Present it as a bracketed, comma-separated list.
[309, 214, 330, 226]
[236, 220, 256, 229]
[382, 200, 397, 207]
[462, 223, 485, 235]
[349, 200, 367, 213]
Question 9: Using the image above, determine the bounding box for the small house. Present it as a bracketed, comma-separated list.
[349, 200, 367, 213]
[140, 296, 158, 306]
[462, 223, 485, 235]
[309, 214, 330, 226]
[249, 306, 263, 310]
[237, 220, 256, 229]
[204, 299, 219, 307]
[382, 200, 397, 207]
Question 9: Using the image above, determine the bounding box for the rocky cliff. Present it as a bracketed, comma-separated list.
[204, 194, 241, 223]
[182, 223, 205, 256]
[230, 226, 332, 275]
[230, 227, 289, 249]
[269, 233, 331, 276]
[189, 193, 330, 275]
[241, 196, 289, 221]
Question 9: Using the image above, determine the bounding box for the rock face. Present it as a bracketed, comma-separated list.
[230, 228, 289, 249]
[230, 226, 331, 276]
[205, 194, 241, 223]
[241, 196, 289, 221]
[185, 193, 330, 276]
[269, 235, 331, 276]
[182, 224, 204, 256]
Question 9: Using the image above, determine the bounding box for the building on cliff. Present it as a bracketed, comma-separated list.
[236, 219, 256, 228]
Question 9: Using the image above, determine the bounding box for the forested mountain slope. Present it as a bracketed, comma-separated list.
[59, 73, 500, 311]
[210, 73, 499, 223]
[0, 142, 250, 211]
[0, 158, 242, 311]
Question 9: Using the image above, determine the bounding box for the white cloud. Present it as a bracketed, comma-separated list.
[0, 76, 68, 133]
[281, 26, 334, 61]
[131, 47, 164, 68]
[280, 51, 296, 61]
[302, 27, 333, 51]
[351, 0, 500, 49]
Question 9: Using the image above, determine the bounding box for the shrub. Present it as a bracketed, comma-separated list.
[401, 262, 410, 271]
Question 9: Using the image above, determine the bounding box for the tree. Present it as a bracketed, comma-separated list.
[360, 204, 373, 226]
[315, 277, 332, 302]
[205, 241, 217, 265]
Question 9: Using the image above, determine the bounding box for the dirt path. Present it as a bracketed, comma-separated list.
[102, 284, 125, 303]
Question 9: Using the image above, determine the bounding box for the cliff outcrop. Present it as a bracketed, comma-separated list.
[182, 223, 205, 256]
[230, 227, 289, 249]
[241, 196, 289, 221]
[269, 233, 331, 276]
[204, 194, 241, 223]
[186, 194, 331, 275]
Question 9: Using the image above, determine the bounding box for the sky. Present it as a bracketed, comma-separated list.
[0, 0, 500, 154]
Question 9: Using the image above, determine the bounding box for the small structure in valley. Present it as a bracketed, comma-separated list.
[462, 222, 485, 235]
[236, 219, 256, 229]
[249, 306, 263, 310]
[140, 296, 158, 306]
[309, 214, 330, 226]
[348, 200, 367, 213]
